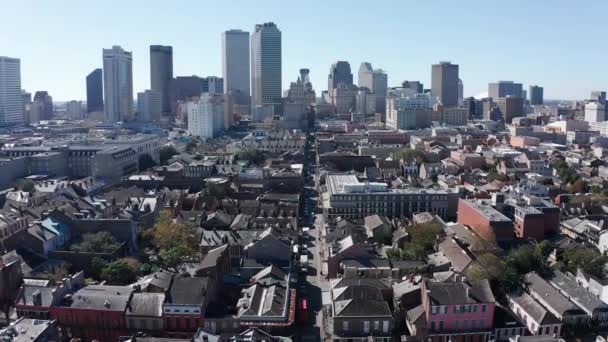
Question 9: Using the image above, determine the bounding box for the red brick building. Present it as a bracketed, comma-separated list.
[457, 199, 514, 242]
[49, 285, 133, 342]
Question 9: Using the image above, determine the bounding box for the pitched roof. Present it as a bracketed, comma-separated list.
[425, 279, 495, 305]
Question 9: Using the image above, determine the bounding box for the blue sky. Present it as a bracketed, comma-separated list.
[2, 0, 606, 101]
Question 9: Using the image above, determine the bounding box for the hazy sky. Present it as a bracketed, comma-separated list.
[2, 0, 607, 101]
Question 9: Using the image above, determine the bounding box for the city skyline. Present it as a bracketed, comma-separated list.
[2, 0, 607, 101]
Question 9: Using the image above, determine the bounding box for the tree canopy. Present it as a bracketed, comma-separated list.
[386, 223, 443, 261]
[148, 211, 198, 269]
[392, 148, 427, 165]
[70, 232, 122, 253]
[237, 149, 266, 166]
[159, 146, 178, 165]
[138, 154, 157, 171]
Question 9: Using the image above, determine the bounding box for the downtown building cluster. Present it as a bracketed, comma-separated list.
[2, 19, 608, 342]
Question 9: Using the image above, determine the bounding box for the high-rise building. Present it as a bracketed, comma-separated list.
[0, 57, 23, 125]
[33, 91, 53, 120]
[21, 90, 31, 122]
[328, 61, 353, 91]
[251, 22, 282, 115]
[103, 46, 133, 123]
[137, 90, 161, 122]
[431, 61, 459, 107]
[187, 93, 225, 139]
[529, 85, 544, 105]
[585, 101, 606, 123]
[463, 97, 484, 120]
[358, 62, 388, 114]
[86, 68, 103, 113]
[401, 81, 424, 94]
[150, 45, 173, 115]
[66, 100, 83, 120]
[203, 77, 224, 95]
[591, 91, 607, 104]
[458, 78, 464, 106]
[222, 30, 250, 104]
[488, 81, 523, 100]
[498, 96, 524, 123]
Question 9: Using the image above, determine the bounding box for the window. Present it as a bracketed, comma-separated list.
[342, 321, 349, 331]
[463, 320, 468, 329]
[472, 305, 478, 313]
[480, 319, 485, 328]
[454, 320, 459, 330]
[374, 321, 380, 331]
[545, 326, 551, 335]
[554, 326, 559, 335]
[439, 321, 445, 331]
[441, 306, 447, 314]
[383, 321, 389, 333]
[364, 321, 370, 333]
[431, 306, 438, 315]
[471, 320, 476, 330]
[481, 304, 487, 313]
[431, 321, 436, 332]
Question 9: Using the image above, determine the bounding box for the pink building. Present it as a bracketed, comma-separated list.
[419, 279, 496, 342]
[510, 135, 540, 148]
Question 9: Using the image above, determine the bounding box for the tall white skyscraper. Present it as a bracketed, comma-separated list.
[251, 22, 282, 115]
[187, 93, 225, 139]
[137, 90, 161, 122]
[103, 46, 133, 123]
[222, 30, 250, 104]
[0, 57, 24, 125]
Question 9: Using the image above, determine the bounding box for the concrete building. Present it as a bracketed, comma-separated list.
[325, 174, 456, 220]
[498, 96, 524, 123]
[187, 93, 225, 139]
[401, 81, 424, 93]
[585, 101, 606, 123]
[529, 85, 544, 105]
[431, 61, 459, 107]
[149, 45, 173, 115]
[328, 61, 354, 91]
[251, 22, 282, 115]
[222, 30, 250, 105]
[489, 81, 523, 100]
[591, 91, 606, 104]
[103, 46, 133, 123]
[137, 90, 161, 122]
[329, 84, 357, 114]
[66, 100, 83, 120]
[33, 91, 53, 120]
[203, 76, 223, 95]
[442, 107, 468, 126]
[386, 93, 438, 130]
[0, 57, 23, 126]
[86, 68, 103, 113]
[463, 97, 484, 120]
[358, 62, 388, 114]
[458, 78, 464, 106]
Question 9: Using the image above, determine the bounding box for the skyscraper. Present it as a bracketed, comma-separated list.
[328, 61, 353, 91]
[33, 91, 53, 120]
[0, 56, 23, 125]
[137, 90, 161, 122]
[66, 100, 83, 120]
[401, 81, 424, 94]
[251, 22, 282, 114]
[591, 91, 607, 104]
[86, 68, 104, 113]
[150, 45, 173, 115]
[498, 96, 524, 123]
[358, 62, 388, 114]
[458, 78, 464, 106]
[222, 30, 250, 104]
[529, 85, 544, 105]
[488, 81, 523, 100]
[203, 77, 224, 95]
[103, 46, 133, 123]
[431, 61, 459, 107]
[187, 93, 225, 138]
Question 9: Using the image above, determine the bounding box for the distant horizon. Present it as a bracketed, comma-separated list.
[3, 0, 607, 102]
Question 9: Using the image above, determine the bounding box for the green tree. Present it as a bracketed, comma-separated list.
[392, 148, 426, 165]
[100, 259, 137, 285]
[90, 257, 108, 280]
[237, 149, 266, 166]
[159, 146, 178, 165]
[138, 154, 157, 171]
[186, 139, 198, 152]
[70, 232, 122, 253]
[560, 247, 607, 279]
[19, 179, 35, 193]
[385, 223, 443, 261]
[150, 211, 197, 251]
[160, 246, 196, 270]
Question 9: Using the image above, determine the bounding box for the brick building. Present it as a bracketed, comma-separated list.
[457, 199, 514, 242]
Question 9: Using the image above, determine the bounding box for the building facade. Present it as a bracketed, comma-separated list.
[103, 46, 133, 123]
[358, 62, 388, 114]
[86, 68, 104, 113]
[431, 61, 459, 107]
[529, 85, 544, 105]
[137, 90, 162, 122]
[187, 93, 225, 139]
[251, 22, 282, 115]
[33, 91, 53, 121]
[66, 100, 83, 120]
[222, 30, 250, 104]
[329, 61, 354, 91]
[0, 57, 23, 126]
[488, 81, 523, 100]
[150, 45, 173, 116]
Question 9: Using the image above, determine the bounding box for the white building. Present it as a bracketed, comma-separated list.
[386, 93, 439, 130]
[251, 22, 282, 114]
[103, 46, 133, 123]
[187, 93, 224, 139]
[358, 62, 388, 114]
[137, 90, 161, 122]
[0, 57, 23, 125]
[585, 101, 606, 124]
[222, 30, 250, 103]
[66, 100, 83, 120]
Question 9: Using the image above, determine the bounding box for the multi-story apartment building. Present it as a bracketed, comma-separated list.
[325, 174, 457, 220]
